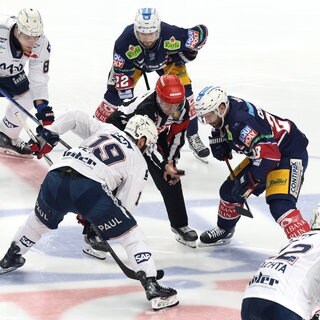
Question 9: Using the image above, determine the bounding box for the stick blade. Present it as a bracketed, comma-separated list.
[235, 206, 254, 218]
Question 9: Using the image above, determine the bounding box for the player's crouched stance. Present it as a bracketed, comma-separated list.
[0, 111, 178, 311]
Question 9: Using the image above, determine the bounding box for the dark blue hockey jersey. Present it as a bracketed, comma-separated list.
[221, 96, 308, 181]
[112, 22, 207, 76]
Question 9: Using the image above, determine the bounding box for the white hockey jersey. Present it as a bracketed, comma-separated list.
[47, 110, 148, 214]
[243, 231, 320, 319]
[0, 15, 50, 101]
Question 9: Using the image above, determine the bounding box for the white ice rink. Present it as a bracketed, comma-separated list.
[0, 1, 319, 319]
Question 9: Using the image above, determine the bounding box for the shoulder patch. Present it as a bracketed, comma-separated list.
[185, 30, 199, 49]
[125, 45, 142, 60]
[239, 125, 259, 147]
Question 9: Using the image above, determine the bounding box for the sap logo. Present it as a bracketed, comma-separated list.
[249, 271, 279, 286]
[19, 236, 35, 248]
[0, 62, 23, 74]
[134, 252, 152, 264]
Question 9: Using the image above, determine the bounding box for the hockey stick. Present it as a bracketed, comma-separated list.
[0, 87, 71, 150]
[15, 111, 53, 166]
[91, 225, 164, 280]
[142, 71, 150, 90]
[225, 159, 254, 218]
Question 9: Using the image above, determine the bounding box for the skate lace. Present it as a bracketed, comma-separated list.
[11, 138, 27, 149]
[207, 227, 225, 239]
[189, 134, 205, 152]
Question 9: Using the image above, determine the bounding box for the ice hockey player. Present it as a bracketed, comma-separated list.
[0, 8, 54, 158]
[80, 74, 198, 260]
[94, 7, 210, 161]
[195, 86, 310, 246]
[0, 111, 179, 311]
[241, 204, 320, 320]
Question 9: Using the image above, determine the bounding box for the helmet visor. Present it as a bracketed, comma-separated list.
[157, 96, 185, 116]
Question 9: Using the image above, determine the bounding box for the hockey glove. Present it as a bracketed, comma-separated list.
[35, 101, 55, 126]
[29, 126, 59, 159]
[209, 131, 232, 161]
[231, 171, 258, 203]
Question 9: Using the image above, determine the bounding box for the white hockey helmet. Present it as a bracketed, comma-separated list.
[124, 115, 158, 149]
[195, 86, 229, 127]
[16, 8, 43, 37]
[310, 204, 320, 230]
[134, 8, 161, 38]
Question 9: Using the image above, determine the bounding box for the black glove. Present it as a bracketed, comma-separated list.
[29, 126, 59, 159]
[35, 101, 55, 126]
[209, 131, 232, 161]
[231, 171, 258, 203]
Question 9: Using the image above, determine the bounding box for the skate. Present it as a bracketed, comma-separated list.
[0, 132, 32, 159]
[198, 227, 235, 247]
[187, 133, 209, 163]
[82, 234, 108, 260]
[0, 242, 26, 275]
[171, 226, 198, 248]
[136, 271, 179, 311]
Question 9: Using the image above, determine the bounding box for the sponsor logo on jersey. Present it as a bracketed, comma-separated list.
[185, 30, 199, 49]
[290, 159, 302, 198]
[134, 252, 152, 264]
[239, 125, 258, 147]
[12, 72, 27, 85]
[3, 117, 18, 128]
[113, 53, 125, 69]
[125, 45, 142, 60]
[164, 37, 181, 50]
[62, 150, 97, 167]
[248, 271, 279, 286]
[97, 218, 123, 231]
[19, 235, 35, 248]
[0, 62, 23, 75]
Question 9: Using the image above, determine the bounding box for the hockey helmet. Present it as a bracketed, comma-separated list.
[16, 8, 43, 37]
[310, 204, 320, 230]
[155, 75, 186, 116]
[195, 86, 229, 127]
[124, 115, 158, 149]
[134, 8, 161, 40]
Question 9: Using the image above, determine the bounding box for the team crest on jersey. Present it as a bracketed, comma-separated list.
[125, 45, 142, 60]
[164, 37, 181, 50]
[185, 30, 199, 49]
[134, 252, 152, 264]
[113, 53, 125, 68]
[239, 125, 258, 147]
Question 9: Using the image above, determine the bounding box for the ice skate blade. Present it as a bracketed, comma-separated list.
[174, 235, 197, 249]
[151, 294, 179, 311]
[0, 266, 21, 275]
[198, 238, 232, 247]
[0, 148, 33, 159]
[82, 244, 108, 260]
[192, 152, 209, 163]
